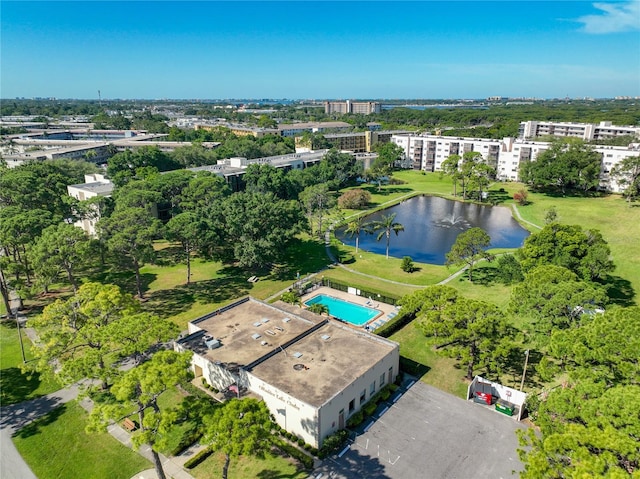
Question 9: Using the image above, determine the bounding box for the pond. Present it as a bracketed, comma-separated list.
[334, 195, 530, 265]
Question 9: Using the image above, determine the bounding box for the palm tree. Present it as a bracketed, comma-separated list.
[307, 303, 329, 315]
[369, 213, 405, 259]
[344, 216, 371, 253]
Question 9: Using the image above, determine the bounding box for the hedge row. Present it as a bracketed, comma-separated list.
[184, 446, 213, 469]
[273, 438, 314, 470]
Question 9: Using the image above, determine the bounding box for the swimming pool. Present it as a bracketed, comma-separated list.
[304, 294, 379, 326]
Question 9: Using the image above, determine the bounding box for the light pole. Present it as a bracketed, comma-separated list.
[519, 349, 530, 392]
[13, 308, 27, 363]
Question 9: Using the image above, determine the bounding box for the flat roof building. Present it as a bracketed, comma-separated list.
[324, 101, 382, 115]
[67, 174, 114, 236]
[176, 297, 399, 448]
[519, 120, 640, 141]
[391, 133, 640, 193]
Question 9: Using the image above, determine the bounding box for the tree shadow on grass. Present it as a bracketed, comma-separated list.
[11, 403, 67, 439]
[463, 266, 499, 286]
[0, 368, 46, 406]
[88, 270, 157, 298]
[153, 245, 185, 267]
[603, 275, 635, 306]
[271, 238, 332, 280]
[360, 185, 413, 197]
[399, 356, 430, 379]
[486, 190, 512, 205]
[141, 270, 251, 320]
[257, 468, 309, 479]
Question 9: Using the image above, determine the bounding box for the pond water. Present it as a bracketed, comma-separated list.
[335, 195, 530, 265]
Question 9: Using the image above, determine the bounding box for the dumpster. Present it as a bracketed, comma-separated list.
[495, 399, 514, 416]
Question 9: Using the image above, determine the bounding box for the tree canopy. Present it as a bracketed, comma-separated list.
[98, 207, 163, 298]
[31, 282, 178, 389]
[510, 265, 609, 336]
[516, 223, 614, 282]
[89, 350, 192, 479]
[410, 286, 515, 380]
[368, 213, 404, 259]
[203, 398, 273, 479]
[445, 227, 492, 282]
[611, 155, 640, 205]
[520, 139, 602, 194]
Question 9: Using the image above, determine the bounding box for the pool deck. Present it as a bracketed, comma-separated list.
[300, 286, 397, 330]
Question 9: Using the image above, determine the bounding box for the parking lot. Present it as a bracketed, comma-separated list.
[313, 381, 527, 479]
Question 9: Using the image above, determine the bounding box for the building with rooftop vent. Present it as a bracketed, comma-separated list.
[175, 297, 399, 448]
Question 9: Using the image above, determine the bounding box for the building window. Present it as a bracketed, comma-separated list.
[349, 398, 355, 414]
[370, 381, 376, 395]
[360, 389, 366, 405]
[380, 373, 385, 387]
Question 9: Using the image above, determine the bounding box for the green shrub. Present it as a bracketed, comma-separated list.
[201, 377, 207, 385]
[380, 388, 391, 401]
[280, 291, 299, 304]
[319, 430, 349, 459]
[184, 446, 213, 469]
[364, 402, 377, 416]
[388, 383, 399, 392]
[297, 438, 305, 447]
[401, 256, 415, 273]
[347, 410, 364, 428]
[274, 439, 314, 469]
[168, 429, 202, 457]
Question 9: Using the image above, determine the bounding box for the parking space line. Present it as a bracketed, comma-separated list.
[363, 420, 374, 432]
[338, 445, 350, 458]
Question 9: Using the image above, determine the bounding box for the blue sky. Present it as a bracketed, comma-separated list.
[2, 1, 639, 99]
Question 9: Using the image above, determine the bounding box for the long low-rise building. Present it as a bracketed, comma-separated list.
[175, 297, 399, 448]
[187, 149, 330, 191]
[519, 120, 640, 141]
[391, 133, 640, 193]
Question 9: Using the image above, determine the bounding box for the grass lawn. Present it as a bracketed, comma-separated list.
[508, 186, 640, 303]
[191, 450, 308, 479]
[389, 320, 469, 399]
[330, 240, 450, 286]
[0, 322, 60, 406]
[12, 401, 151, 479]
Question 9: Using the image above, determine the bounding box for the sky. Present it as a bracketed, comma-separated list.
[2, 1, 639, 100]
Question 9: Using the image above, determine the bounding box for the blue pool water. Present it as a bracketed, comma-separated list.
[304, 294, 379, 326]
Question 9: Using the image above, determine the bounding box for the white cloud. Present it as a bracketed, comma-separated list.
[576, 1, 640, 34]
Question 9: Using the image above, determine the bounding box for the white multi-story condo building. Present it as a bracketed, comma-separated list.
[391, 133, 640, 193]
[519, 121, 640, 141]
[324, 100, 382, 115]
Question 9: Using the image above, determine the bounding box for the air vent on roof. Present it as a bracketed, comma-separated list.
[252, 333, 261, 340]
[282, 317, 291, 323]
[292, 352, 303, 358]
[261, 317, 270, 323]
[261, 341, 268, 346]
[321, 334, 331, 341]
[253, 322, 262, 327]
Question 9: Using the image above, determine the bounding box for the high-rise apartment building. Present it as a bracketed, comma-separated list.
[324, 100, 382, 115]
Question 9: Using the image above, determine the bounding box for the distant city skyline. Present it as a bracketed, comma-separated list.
[2, 1, 639, 100]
